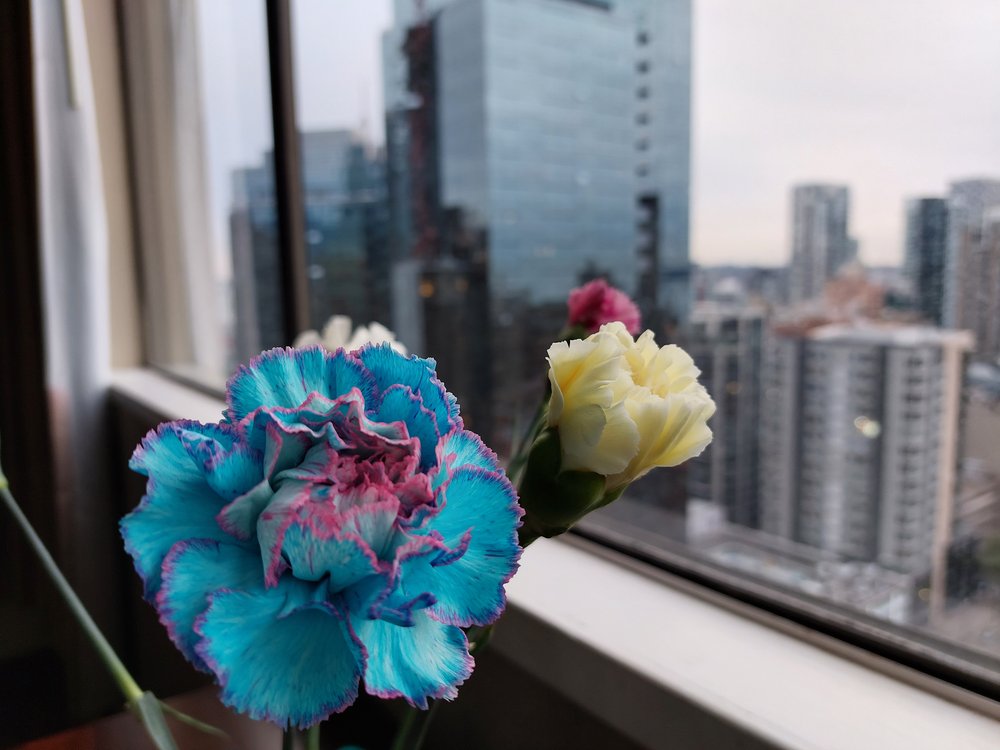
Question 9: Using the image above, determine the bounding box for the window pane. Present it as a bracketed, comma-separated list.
[241, 0, 999, 681]
[289, 0, 395, 336]
[283, 0, 691, 444]
[589, 0, 1000, 673]
[129, 0, 278, 386]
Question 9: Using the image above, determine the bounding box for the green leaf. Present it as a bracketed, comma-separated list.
[129, 692, 179, 750]
[158, 700, 229, 740]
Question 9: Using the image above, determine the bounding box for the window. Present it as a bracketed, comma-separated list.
[124, 0, 1000, 701]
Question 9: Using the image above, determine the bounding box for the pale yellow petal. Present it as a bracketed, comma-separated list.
[589, 401, 641, 475]
[561, 401, 638, 475]
[547, 366, 567, 425]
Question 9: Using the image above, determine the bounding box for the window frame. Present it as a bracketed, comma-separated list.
[264, 0, 311, 343]
[577, 517, 1000, 704]
[115, 0, 1000, 708]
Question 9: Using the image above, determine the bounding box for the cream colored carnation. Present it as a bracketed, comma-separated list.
[546, 321, 715, 490]
[294, 315, 408, 355]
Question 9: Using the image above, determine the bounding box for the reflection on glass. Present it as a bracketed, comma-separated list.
[153, 0, 279, 384]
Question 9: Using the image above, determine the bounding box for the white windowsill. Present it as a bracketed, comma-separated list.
[110, 368, 1000, 750]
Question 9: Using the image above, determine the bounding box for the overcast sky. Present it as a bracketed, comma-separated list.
[197, 0, 1000, 272]
[693, 0, 1000, 266]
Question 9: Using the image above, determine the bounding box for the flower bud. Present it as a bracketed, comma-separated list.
[566, 279, 641, 336]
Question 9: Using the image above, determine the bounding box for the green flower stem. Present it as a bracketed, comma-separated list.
[509, 397, 549, 476]
[409, 700, 440, 750]
[392, 700, 440, 750]
[0, 473, 143, 704]
[0, 446, 229, 749]
[390, 708, 418, 750]
[281, 726, 320, 750]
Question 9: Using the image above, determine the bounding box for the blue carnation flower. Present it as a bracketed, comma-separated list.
[121, 345, 522, 729]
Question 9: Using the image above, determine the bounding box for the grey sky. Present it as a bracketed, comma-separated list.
[694, 0, 1000, 266]
[197, 0, 1000, 272]
[291, 0, 392, 141]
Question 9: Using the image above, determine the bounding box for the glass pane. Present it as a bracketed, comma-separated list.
[287, 0, 692, 442]
[203, 1, 284, 371]
[289, 1, 395, 340]
[282, 0, 1000, 677]
[591, 1, 1000, 670]
[138, 0, 279, 387]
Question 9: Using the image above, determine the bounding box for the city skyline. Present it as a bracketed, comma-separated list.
[213, 1, 1000, 658]
[197, 0, 1000, 279]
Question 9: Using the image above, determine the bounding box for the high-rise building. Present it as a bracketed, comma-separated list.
[979, 209, 1000, 362]
[382, 0, 693, 448]
[759, 320, 972, 576]
[943, 177, 1000, 364]
[686, 302, 766, 528]
[904, 197, 949, 325]
[383, 0, 692, 321]
[787, 184, 855, 304]
[381, 0, 455, 267]
[230, 130, 389, 364]
[943, 179, 1000, 343]
[434, 0, 635, 302]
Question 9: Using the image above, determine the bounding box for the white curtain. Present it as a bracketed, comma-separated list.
[32, 0, 119, 718]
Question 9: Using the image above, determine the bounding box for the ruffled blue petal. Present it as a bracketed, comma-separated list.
[157, 539, 261, 668]
[372, 385, 440, 470]
[349, 536, 440, 624]
[358, 345, 461, 436]
[431, 429, 503, 491]
[226, 347, 374, 423]
[281, 522, 380, 591]
[255, 477, 314, 585]
[411, 468, 522, 626]
[242, 396, 354, 472]
[176, 426, 263, 501]
[338, 500, 401, 560]
[196, 582, 364, 729]
[123, 422, 248, 600]
[351, 609, 472, 708]
[215, 479, 273, 540]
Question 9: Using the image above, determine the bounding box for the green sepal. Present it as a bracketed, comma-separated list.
[517, 428, 607, 539]
[593, 485, 626, 511]
[554, 324, 589, 343]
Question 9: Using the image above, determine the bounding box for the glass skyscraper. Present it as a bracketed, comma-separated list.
[380, 0, 692, 448]
[384, 0, 692, 322]
[230, 130, 388, 364]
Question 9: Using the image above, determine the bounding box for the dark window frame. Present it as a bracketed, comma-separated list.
[265, 0, 311, 343]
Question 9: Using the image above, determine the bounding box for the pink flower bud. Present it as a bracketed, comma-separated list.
[566, 279, 641, 336]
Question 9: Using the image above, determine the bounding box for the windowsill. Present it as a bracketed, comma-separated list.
[110, 368, 1000, 750]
